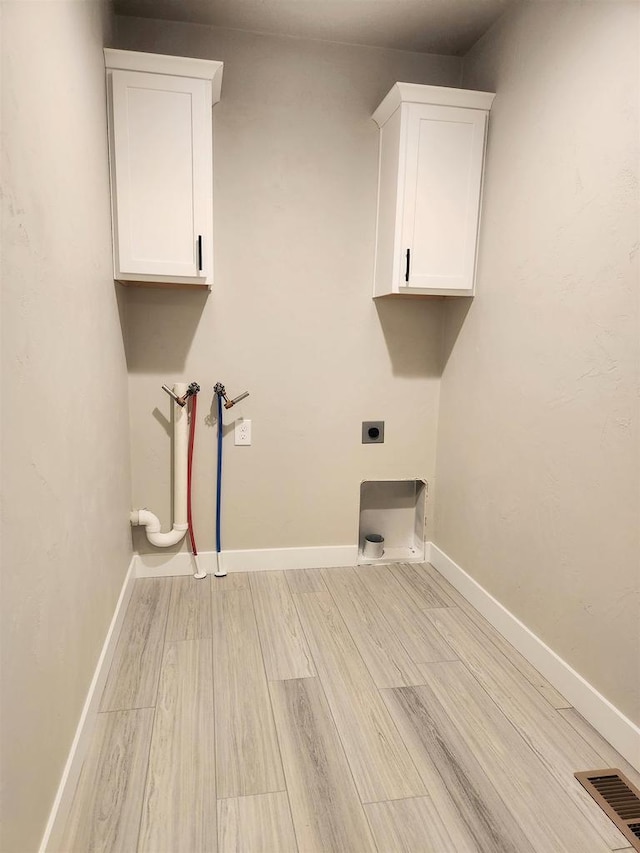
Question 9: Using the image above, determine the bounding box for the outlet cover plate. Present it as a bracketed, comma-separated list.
[235, 418, 251, 446]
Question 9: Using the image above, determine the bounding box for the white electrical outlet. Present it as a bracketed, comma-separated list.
[234, 418, 251, 446]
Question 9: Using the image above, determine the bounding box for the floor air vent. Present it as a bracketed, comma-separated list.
[575, 769, 640, 851]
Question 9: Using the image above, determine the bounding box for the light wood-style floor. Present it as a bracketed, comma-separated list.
[61, 562, 638, 852]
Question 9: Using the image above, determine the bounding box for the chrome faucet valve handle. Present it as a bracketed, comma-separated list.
[213, 382, 228, 402]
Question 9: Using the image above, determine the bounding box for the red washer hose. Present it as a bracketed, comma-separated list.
[187, 392, 198, 556]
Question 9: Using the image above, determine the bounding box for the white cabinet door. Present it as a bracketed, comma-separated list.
[110, 70, 212, 283]
[400, 104, 487, 295]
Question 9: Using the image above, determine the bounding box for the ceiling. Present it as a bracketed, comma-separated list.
[113, 0, 516, 56]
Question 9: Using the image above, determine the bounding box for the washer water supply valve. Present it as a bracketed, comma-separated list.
[213, 382, 250, 409]
[162, 381, 200, 407]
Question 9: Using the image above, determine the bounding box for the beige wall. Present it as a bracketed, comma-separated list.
[0, 2, 133, 850]
[115, 17, 462, 554]
[436, 3, 640, 723]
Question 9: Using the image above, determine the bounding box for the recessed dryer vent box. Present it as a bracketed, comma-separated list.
[358, 479, 427, 565]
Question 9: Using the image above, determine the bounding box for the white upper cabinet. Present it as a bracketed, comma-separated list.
[104, 49, 223, 287]
[372, 83, 495, 297]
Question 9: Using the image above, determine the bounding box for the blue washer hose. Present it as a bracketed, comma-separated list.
[216, 391, 223, 554]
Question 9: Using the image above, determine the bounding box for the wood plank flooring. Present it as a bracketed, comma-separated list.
[212, 589, 284, 798]
[425, 606, 626, 849]
[60, 709, 155, 851]
[62, 562, 633, 852]
[217, 793, 297, 853]
[138, 639, 216, 852]
[100, 577, 171, 711]
[320, 567, 426, 688]
[269, 677, 377, 852]
[293, 589, 426, 802]
[249, 571, 315, 680]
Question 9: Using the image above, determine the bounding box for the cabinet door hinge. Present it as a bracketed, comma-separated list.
[405, 248, 411, 283]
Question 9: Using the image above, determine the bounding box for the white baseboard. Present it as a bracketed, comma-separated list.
[135, 549, 213, 578]
[135, 545, 360, 578]
[429, 543, 640, 772]
[357, 544, 425, 566]
[39, 556, 137, 853]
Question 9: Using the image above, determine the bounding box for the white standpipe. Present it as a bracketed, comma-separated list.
[130, 382, 189, 548]
[192, 553, 206, 580]
[215, 551, 226, 578]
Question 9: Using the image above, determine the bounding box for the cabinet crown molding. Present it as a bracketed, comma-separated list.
[373, 82, 495, 128]
[104, 49, 224, 105]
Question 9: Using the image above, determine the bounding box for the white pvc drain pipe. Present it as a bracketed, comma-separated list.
[130, 382, 189, 548]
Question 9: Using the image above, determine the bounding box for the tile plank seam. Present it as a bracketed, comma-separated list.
[293, 584, 428, 805]
[147, 581, 172, 710]
[284, 568, 330, 596]
[425, 655, 582, 805]
[326, 576, 462, 793]
[323, 569, 456, 676]
[321, 567, 434, 688]
[320, 567, 622, 849]
[91, 578, 172, 852]
[363, 795, 473, 852]
[413, 662, 612, 852]
[212, 588, 284, 799]
[288, 593, 371, 811]
[289, 589, 389, 822]
[390, 563, 456, 610]
[246, 580, 304, 850]
[217, 790, 289, 800]
[133, 577, 174, 853]
[100, 580, 172, 713]
[133, 702, 157, 851]
[208, 632, 218, 852]
[138, 638, 217, 852]
[360, 803, 381, 852]
[559, 708, 640, 791]
[423, 563, 571, 710]
[381, 683, 542, 853]
[352, 565, 459, 666]
[59, 708, 157, 851]
[269, 678, 378, 851]
[456, 610, 573, 711]
[166, 575, 213, 642]
[422, 606, 627, 849]
[96, 704, 157, 713]
[383, 577, 461, 665]
[250, 572, 316, 681]
[210, 634, 220, 848]
[217, 791, 298, 853]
